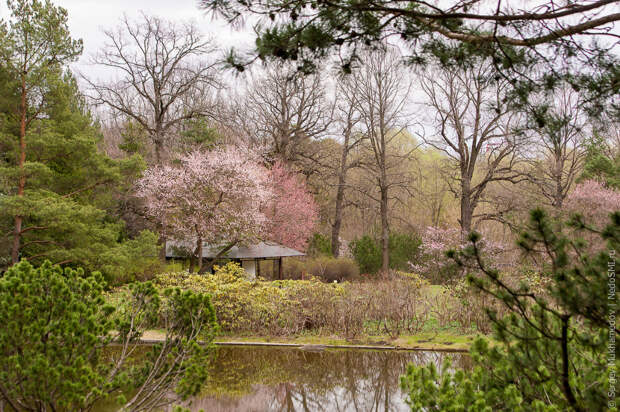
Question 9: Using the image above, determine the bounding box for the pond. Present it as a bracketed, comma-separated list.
[180, 345, 470, 412]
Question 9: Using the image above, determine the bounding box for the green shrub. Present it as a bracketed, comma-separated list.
[0, 260, 217, 411]
[388, 232, 421, 271]
[307, 233, 333, 256]
[401, 210, 620, 411]
[99, 230, 162, 285]
[350, 235, 382, 274]
[351, 233, 422, 274]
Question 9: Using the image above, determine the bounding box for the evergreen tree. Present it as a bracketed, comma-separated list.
[202, 1, 618, 118]
[580, 133, 620, 189]
[0, 0, 82, 264]
[0, 260, 218, 411]
[0, 1, 158, 280]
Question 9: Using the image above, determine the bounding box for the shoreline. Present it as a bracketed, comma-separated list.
[135, 331, 476, 352]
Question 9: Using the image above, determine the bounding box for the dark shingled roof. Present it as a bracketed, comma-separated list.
[165, 240, 305, 259]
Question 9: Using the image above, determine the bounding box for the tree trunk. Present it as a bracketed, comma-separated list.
[460, 178, 473, 239]
[332, 123, 355, 258]
[196, 236, 203, 273]
[553, 153, 565, 209]
[11, 76, 27, 265]
[331, 169, 347, 258]
[158, 234, 167, 262]
[198, 242, 236, 274]
[380, 185, 389, 273]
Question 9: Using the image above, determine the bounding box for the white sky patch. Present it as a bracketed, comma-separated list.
[0, 0, 255, 78]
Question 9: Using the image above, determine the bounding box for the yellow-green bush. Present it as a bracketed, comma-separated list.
[152, 263, 433, 338]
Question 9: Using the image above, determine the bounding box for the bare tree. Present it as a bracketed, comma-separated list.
[344, 48, 414, 272]
[526, 86, 587, 209]
[418, 60, 525, 236]
[241, 65, 331, 165]
[83, 13, 220, 164]
[329, 82, 365, 257]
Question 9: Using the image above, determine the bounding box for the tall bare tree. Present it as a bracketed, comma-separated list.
[241, 65, 331, 166]
[83, 13, 220, 164]
[418, 60, 525, 236]
[526, 86, 587, 209]
[344, 48, 414, 272]
[329, 82, 364, 257]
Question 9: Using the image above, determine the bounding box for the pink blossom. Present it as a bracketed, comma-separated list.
[565, 180, 620, 225]
[263, 161, 318, 251]
[136, 146, 271, 247]
[136, 148, 318, 254]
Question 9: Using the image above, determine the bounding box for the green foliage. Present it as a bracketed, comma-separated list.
[351, 233, 421, 274]
[350, 235, 382, 274]
[0, 260, 111, 410]
[118, 121, 148, 156]
[0, 64, 151, 274]
[389, 232, 422, 271]
[0, 0, 154, 275]
[579, 133, 620, 189]
[401, 210, 620, 411]
[0, 260, 218, 411]
[178, 117, 220, 152]
[99, 230, 162, 284]
[307, 232, 332, 256]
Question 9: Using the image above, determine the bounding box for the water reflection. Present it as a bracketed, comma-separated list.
[187, 346, 470, 412]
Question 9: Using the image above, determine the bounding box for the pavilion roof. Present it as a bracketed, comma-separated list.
[165, 240, 305, 259]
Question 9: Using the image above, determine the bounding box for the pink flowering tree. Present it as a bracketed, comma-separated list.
[565, 179, 620, 225]
[263, 161, 318, 251]
[411, 226, 508, 282]
[410, 226, 462, 282]
[136, 146, 271, 272]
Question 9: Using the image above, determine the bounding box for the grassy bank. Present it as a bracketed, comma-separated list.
[141, 329, 476, 351]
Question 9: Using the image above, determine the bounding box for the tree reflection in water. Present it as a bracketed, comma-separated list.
[187, 346, 471, 412]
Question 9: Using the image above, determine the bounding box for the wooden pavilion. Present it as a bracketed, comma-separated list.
[165, 240, 305, 278]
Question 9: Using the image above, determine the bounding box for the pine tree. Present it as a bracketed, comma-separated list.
[0, 2, 157, 280]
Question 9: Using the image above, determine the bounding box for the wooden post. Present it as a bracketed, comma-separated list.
[278, 257, 283, 280]
[256, 258, 261, 278]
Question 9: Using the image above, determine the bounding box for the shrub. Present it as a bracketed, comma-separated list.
[351, 232, 421, 274]
[307, 233, 332, 256]
[154, 263, 432, 339]
[281, 258, 306, 279]
[388, 232, 422, 271]
[0, 260, 217, 411]
[98, 230, 162, 284]
[305, 256, 359, 282]
[350, 235, 382, 274]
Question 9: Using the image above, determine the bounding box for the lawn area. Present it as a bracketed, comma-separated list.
[141, 329, 476, 351]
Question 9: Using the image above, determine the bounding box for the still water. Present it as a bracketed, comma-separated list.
[181, 345, 470, 412]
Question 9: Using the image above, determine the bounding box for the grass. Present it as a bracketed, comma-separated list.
[141, 329, 477, 351]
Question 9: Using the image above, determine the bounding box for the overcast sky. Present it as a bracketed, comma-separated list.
[0, 0, 254, 77]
